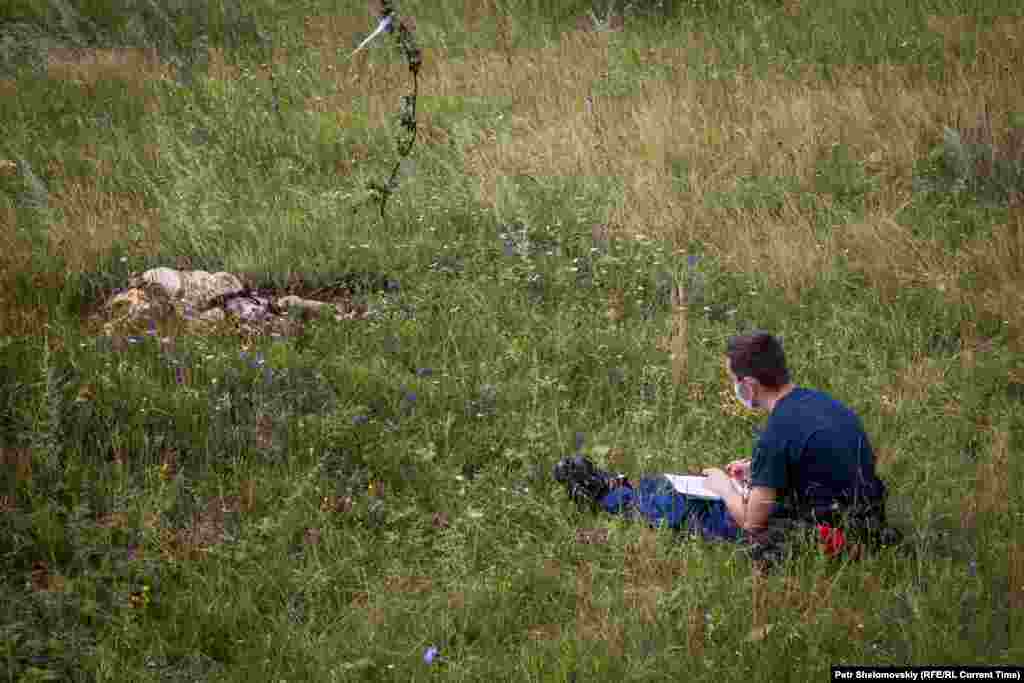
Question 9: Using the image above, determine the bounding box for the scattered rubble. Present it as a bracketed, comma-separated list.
[89, 266, 371, 339]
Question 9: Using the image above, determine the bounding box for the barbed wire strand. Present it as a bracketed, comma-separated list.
[346, 2, 422, 222]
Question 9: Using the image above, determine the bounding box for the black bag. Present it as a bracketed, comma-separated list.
[740, 500, 904, 573]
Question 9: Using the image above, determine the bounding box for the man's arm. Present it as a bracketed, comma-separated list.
[722, 485, 776, 533]
[701, 468, 776, 532]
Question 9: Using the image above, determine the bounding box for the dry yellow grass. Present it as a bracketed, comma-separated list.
[957, 205, 1024, 353]
[667, 303, 689, 385]
[746, 572, 858, 642]
[686, 605, 706, 654]
[8, 42, 283, 322]
[48, 177, 161, 270]
[8, 9, 1024, 343]
[525, 622, 562, 641]
[621, 528, 686, 625]
[447, 590, 465, 610]
[1010, 542, 1024, 611]
[240, 478, 257, 513]
[0, 252, 56, 338]
[349, 589, 387, 626]
[0, 447, 32, 486]
[46, 46, 173, 84]
[750, 568, 772, 635]
[878, 353, 951, 411]
[46, 47, 171, 115]
[960, 426, 1010, 529]
[539, 558, 561, 579]
[1, 48, 172, 336]
[282, 8, 1022, 316]
[382, 573, 434, 594]
[574, 559, 625, 655]
[605, 287, 626, 324]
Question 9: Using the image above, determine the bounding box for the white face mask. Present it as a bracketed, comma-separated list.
[734, 380, 756, 409]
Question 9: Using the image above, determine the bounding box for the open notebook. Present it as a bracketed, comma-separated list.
[664, 474, 750, 501]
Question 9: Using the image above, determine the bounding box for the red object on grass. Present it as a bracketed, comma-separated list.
[817, 523, 846, 557]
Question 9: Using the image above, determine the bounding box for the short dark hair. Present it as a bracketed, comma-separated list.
[726, 330, 790, 389]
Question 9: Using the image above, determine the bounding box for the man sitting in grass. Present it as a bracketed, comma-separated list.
[554, 330, 899, 568]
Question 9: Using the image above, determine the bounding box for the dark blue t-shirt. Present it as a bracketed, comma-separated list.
[749, 387, 887, 523]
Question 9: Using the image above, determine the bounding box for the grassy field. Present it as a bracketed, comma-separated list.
[1, 0, 1023, 680]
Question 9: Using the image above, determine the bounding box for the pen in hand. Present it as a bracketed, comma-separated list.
[725, 459, 751, 483]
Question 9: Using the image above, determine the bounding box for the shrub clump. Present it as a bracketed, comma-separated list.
[913, 114, 1024, 205]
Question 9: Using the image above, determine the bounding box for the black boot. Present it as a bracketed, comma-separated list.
[553, 454, 627, 509]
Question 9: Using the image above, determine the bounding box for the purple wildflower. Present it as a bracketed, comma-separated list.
[146, 319, 157, 336]
[687, 254, 700, 268]
[175, 367, 186, 385]
[423, 646, 440, 665]
[400, 391, 417, 416]
[241, 351, 267, 372]
[352, 415, 369, 426]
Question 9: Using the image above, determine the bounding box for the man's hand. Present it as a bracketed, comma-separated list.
[701, 468, 737, 498]
[704, 467, 777, 533]
[725, 458, 751, 481]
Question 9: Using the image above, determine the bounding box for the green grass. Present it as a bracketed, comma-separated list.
[1, 0, 1023, 681]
